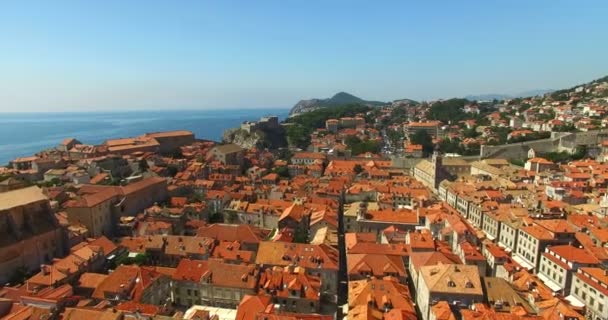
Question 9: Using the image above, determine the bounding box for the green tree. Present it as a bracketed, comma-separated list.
[286, 124, 311, 150]
[166, 164, 179, 177]
[463, 127, 479, 138]
[8, 266, 31, 285]
[139, 159, 149, 172]
[209, 212, 224, 223]
[410, 130, 434, 156]
[438, 138, 462, 154]
[272, 166, 290, 178]
[552, 124, 577, 132]
[132, 253, 148, 265]
[353, 164, 364, 174]
[509, 159, 526, 167]
[427, 99, 468, 123]
[293, 226, 308, 243]
[225, 211, 238, 223]
[345, 136, 381, 155]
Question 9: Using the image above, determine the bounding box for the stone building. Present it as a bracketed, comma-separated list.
[416, 264, 483, 320]
[172, 259, 259, 308]
[144, 130, 195, 154]
[65, 177, 168, 238]
[0, 186, 64, 284]
[207, 144, 244, 167]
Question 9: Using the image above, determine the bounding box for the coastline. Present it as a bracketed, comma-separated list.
[0, 108, 289, 165]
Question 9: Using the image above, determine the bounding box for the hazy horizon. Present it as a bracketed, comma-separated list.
[1, 1, 607, 112]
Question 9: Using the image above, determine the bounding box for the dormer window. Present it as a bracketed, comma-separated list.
[448, 280, 456, 287]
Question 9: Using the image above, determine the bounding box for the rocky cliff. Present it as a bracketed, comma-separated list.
[223, 127, 287, 150]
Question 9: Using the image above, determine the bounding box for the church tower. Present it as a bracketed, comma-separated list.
[431, 145, 443, 189]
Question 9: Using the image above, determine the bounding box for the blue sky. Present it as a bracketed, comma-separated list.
[0, 1, 607, 112]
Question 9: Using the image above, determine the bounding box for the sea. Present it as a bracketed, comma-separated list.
[0, 108, 290, 165]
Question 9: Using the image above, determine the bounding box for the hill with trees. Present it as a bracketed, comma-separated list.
[289, 92, 385, 116]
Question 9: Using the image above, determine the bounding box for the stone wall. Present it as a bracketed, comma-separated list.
[480, 130, 608, 160]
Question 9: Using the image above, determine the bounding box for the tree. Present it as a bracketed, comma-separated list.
[293, 226, 308, 243]
[509, 159, 526, 167]
[427, 99, 468, 123]
[345, 136, 381, 155]
[286, 124, 311, 150]
[132, 253, 148, 265]
[386, 128, 404, 145]
[353, 164, 364, 174]
[169, 149, 184, 159]
[208, 212, 222, 223]
[139, 159, 149, 172]
[272, 166, 290, 178]
[166, 164, 179, 177]
[463, 127, 479, 138]
[8, 266, 31, 285]
[438, 138, 461, 154]
[111, 253, 148, 268]
[284, 103, 373, 150]
[225, 211, 238, 223]
[410, 130, 434, 156]
[552, 124, 577, 132]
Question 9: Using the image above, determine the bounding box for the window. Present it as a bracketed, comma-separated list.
[187, 289, 191, 296]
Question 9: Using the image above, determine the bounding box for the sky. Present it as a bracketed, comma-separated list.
[0, 1, 607, 112]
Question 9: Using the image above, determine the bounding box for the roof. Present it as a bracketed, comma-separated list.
[0, 186, 48, 211]
[173, 259, 258, 289]
[364, 208, 418, 225]
[88, 236, 118, 256]
[481, 277, 535, 314]
[348, 277, 417, 318]
[419, 264, 483, 296]
[121, 176, 166, 195]
[64, 187, 118, 208]
[279, 204, 310, 223]
[347, 253, 406, 278]
[414, 160, 434, 174]
[145, 130, 194, 138]
[292, 152, 327, 160]
[92, 265, 165, 301]
[527, 157, 553, 164]
[196, 223, 267, 244]
[212, 143, 243, 154]
[235, 294, 272, 320]
[77, 273, 108, 289]
[115, 301, 160, 316]
[535, 219, 575, 234]
[255, 241, 339, 270]
[62, 308, 123, 320]
[407, 121, 441, 127]
[430, 301, 457, 320]
[409, 251, 462, 272]
[258, 266, 321, 300]
[442, 157, 471, 167]
[520, 224, 554, 240]
[575, 267, 608, 296]
[172, 259, 210, 282]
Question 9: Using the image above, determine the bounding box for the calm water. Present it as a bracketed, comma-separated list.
[0, 109, 289, 165]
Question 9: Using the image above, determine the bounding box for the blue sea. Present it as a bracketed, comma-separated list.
[0, 108, 289, 165]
